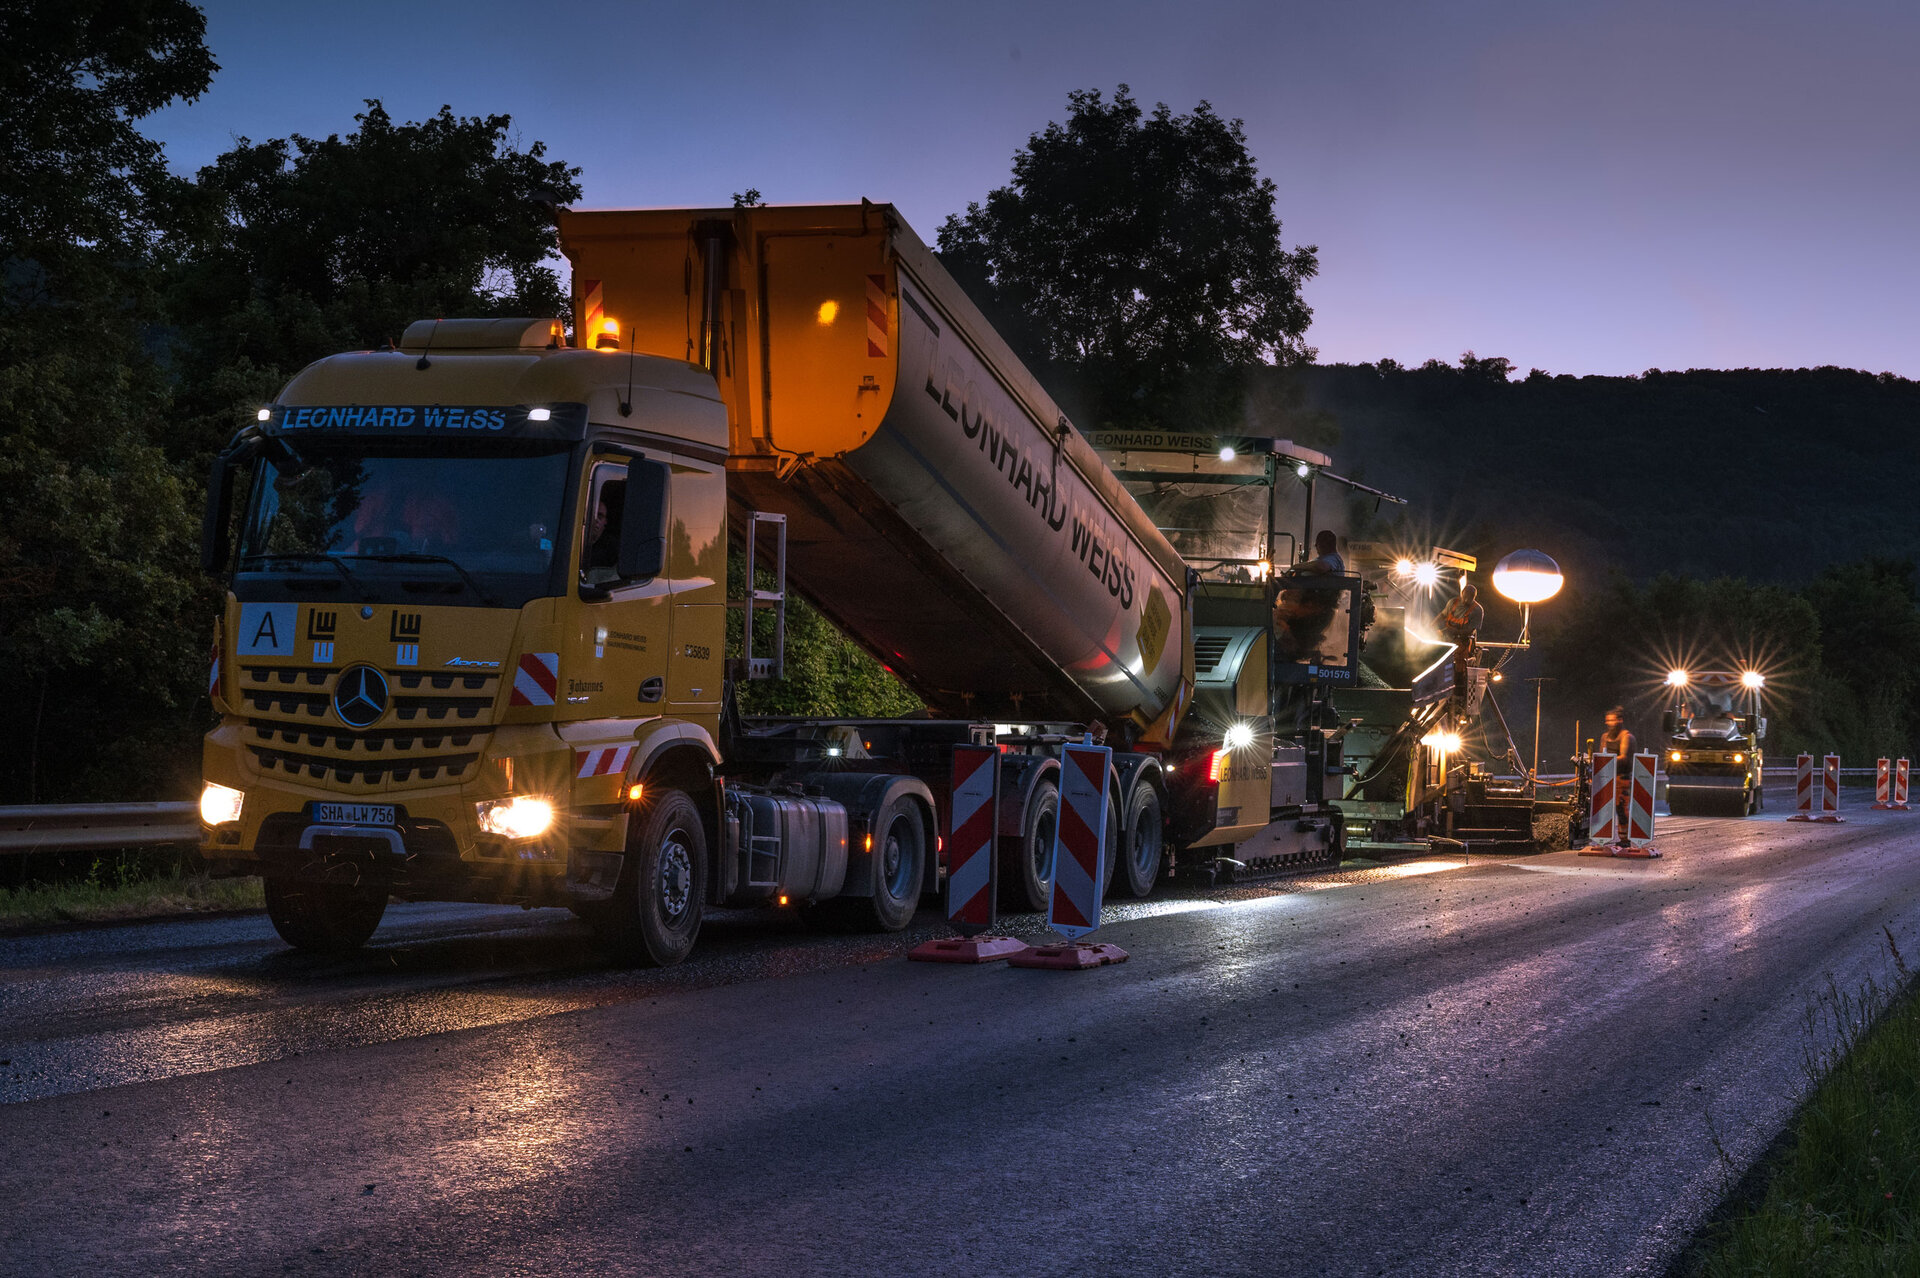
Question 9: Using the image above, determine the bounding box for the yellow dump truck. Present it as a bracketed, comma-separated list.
[199, 204, 1360, 962]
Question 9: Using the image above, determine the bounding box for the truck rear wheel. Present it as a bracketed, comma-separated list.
[1002, 779, 1058, 913]
[803, 796, 927, 933]
[262, 878, 387, 953]
[596, 788, 706, 966]
[1116, 783, 1164, 897]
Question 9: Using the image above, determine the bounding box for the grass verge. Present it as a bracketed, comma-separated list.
[0, 866, 262, 931]
[1680, 932, 1920, 1276]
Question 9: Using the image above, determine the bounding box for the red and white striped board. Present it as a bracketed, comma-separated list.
[1047, 744, 1112, 940]
[1819, 754, 1846, 822]
[1875, 757, 1894, 808]
[1588, 753, 1619, 844]
[910, 743, 1030, 963]
[1614, 753, 1662, 857]
[1896, 758, 1912, 810]
[1789, 754, 1816, 821]
[510, 652, 559, 706]
[945, 744, 999, 933]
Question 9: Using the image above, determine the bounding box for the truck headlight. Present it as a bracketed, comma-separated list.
[476, 796, 556, 840]
[200, 782, 245, 826]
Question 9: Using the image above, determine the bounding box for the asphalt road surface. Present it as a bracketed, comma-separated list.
[4, 807, 1919, 1276]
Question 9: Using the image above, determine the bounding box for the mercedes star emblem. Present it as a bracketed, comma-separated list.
[332, 664, 390, 728]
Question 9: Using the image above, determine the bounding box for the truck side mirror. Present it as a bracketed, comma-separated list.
[1661, 711, 1676, 735]
[617, 458, 671, 581]
[200, 442, 257, 575]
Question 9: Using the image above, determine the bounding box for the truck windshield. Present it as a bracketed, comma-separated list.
[236, 445, 572, 607]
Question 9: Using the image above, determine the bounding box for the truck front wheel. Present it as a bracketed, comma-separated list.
[597, 788, 707, 966]
[262, 878, 387, 953]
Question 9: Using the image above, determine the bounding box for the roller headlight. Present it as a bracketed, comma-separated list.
[476, 796, 556, 840]
[200, 782, 244, 826]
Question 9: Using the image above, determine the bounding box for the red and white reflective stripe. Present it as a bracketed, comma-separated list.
[866, 274, 888, 358]
[1795, 754, 1815, 813]
[1876, 758, 1892, 806]
[946, 745, 998, 929]
[1897, 759, 1911, 807]
[510, 652, 559, 706]
[575, 745, 635, 779]
[1627, 753, 1658, 845]
[1823, 754, 1842, 813]
[1590, 754, 1618, 843]
[581, 278, 604, 339]
[1048, 744, 1110, 940]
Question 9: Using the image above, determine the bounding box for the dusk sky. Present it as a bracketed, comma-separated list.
[148, 0, 1920, 378]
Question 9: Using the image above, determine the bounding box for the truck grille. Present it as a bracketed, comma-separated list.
[239, 664, 499, 790]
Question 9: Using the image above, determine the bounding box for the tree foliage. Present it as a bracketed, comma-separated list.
[937, 86, 1317, 433]
[727, 552, 921, 719]
[1533, 563, 1920, 763]
[0, 1, 214, 802]
[164, 100, 582, 461]
[0, 0, 215, 283]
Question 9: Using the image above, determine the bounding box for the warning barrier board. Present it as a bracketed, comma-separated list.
[945, 744, 999, 933]
[1048, 743, 1111, 940]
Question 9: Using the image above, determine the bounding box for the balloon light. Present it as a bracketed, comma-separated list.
[1492, 549, 1563, 604]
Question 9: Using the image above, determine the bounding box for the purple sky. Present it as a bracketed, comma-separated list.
[147, 0, 1920, 377]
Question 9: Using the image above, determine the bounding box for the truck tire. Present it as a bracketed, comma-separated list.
[1116, 782, 1164, 897]
[596, 789, 706, 966]
[803, 796, 928, 933]
[1002, 778, 1058, 913]
[262, 878, 386, 953]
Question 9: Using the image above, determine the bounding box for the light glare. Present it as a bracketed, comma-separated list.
[1225, 722, 1256, 750]
[1219, 446, 1236, 462]
[1667, 669, 1690, 687]
[1412, 562, 1441, 588]
[200, 782, 244, 825]
[476, 796, 556, 840]
[1741, 671, 1765, 689]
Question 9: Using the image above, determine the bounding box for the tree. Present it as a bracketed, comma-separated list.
[0, 0, 215, 289]
[0, 2, 216, 803]
[164, 101, 583, 461]
[937, 86, 1317, 433]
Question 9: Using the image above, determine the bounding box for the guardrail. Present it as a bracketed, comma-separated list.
[0, 803, 201, 854]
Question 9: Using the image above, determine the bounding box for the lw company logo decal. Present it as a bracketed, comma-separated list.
[390, 611, 422, 666]
[332, 665, 390, 728]
[307, 610, 337, 663]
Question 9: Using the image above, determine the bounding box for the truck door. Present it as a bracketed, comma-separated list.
[565, 456, 673, 716]
[664, 457, 726, 710]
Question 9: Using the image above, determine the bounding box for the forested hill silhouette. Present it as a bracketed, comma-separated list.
[1274, 361, 1918, 585]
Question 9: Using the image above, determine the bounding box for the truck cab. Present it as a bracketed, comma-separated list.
[201, 318, 736, 961]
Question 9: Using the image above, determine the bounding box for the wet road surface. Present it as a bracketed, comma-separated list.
[3, 808, 1918, 1276]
